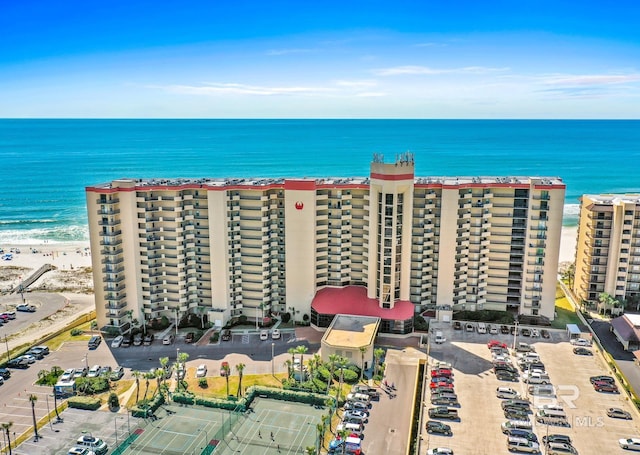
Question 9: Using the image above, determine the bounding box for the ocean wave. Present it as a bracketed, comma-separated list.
[0, 219, 57, 225]
[0, 225, 89, 245]
[563, 204, 580, 227]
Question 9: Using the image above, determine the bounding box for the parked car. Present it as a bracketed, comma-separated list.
[31, 345, 49, 355]
[111, 336, 124, 348]
[73, 367, 88, 379]
[593, 382, 619, 393]
[67, 447, 96, 455]
[133, 335, 143, 346]
[521, 328, 531, 337]
[98, 366, 112, 377]
[121, 337, 131, 348]
[162, 334, 174, 345]
[500, 325, 510, 334]
[465, 323, 474, 332]
[570, 338, 591, 347]
[619, 438, 640, 451]
[530, 329, 540, 338]
[542, 434, 572, 445]
[607, 407, 632, 419]
[196, 364, 207, 378]
[427, 449, 453, 455]
[0, 368, 11, 379]
[546, 442, 578, 454]
[453, 321, 462, 330]
[60, 368, 75, 381]
[185, 332, 195, 343]
[221, 329, 232, 341]
[344, 401, 369, 412]
[25, 350, 44, 360]
[110, 367, 125, 381]
[16, 304, 36, 312]
[431, 368, 453, 378]
[590, 375, 614, 384]
[505, 429, 538, 442]
[426, 420, 452, 435]
[75, 435, 108, 455]
[143, 334, 155, 345]
[7, 357, 29, 369]
[541, 329, 551, 339]
[87, 365, 101, 378]
[428, 407, 459, 420]
[573, 347, 593, 356]
[220, 361, 230, 376]
[343, 410, 368, 421]
[496, 387, 520, 399]
[88, 336, 101, 349]
[271, 329, 281, 340]
[259, 330, 269, 340]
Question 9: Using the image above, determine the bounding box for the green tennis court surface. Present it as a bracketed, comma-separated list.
[112, 397, 326, 455]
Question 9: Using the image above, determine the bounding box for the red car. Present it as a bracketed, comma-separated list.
[488, 340, 508, 349]
[430, 381, 454, 390]
[593, 381, 619, 393]
[431, 369, 453, 378]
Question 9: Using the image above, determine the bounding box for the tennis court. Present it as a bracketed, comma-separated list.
[112, 397, 326, 455]
[212, 397, 325, 454]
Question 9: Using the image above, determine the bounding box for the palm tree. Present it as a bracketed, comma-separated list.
[153, 368, 164, 398]
[309, 353, 321, 380]
[142, 371, 153, 401]
[235, 363, 245, 397]
[359, 346, 367, 381]
[373, 348, 385, 378]
[315, 422, 324, 454]
[1, 421, 13, 455]
[288, 348, 297, 380]
[159, 356, 170, 386]
[319, 415, 329, 451]
[325, 398, 336, 432]
[326, 353, 339, 394]
[284, 359, 293, 380]
[336, 357, 349, 402]
[305, 446, 316, 455]
[338, 429, 350, 455]
[221, 363, 231, 396]
[29, 394, 39, 441]
[177, 352, 190, 392]
[296, 345, 308, 374]
[132, 370, 141, 403]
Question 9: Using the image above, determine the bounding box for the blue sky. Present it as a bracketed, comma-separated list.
[1, 0, 639, 118]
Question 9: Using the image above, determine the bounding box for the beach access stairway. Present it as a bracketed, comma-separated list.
[11, 263, 54, 294]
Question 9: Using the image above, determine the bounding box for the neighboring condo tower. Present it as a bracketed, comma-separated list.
[86, 155, 565, 335]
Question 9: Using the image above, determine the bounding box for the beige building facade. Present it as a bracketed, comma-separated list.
[573, 194, 640, 305]
[86, 155, 565, 335]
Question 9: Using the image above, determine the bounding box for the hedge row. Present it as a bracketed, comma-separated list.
[131, 393, 165, 417]
[67, 396, 102, 410]
[172, 392, 246, 411]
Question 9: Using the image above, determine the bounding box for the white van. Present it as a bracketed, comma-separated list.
[536, 409, 568, 425]
[477, 322, 487, 334]
[528, 384, 555, 396]
[496, 387, 520, 399]
[434, 331, 446, 344]
[336, 422, 364, 435]
[501, 420, 533, 433]
[507, 437, 540, 453]
[346, 392, 370, 403]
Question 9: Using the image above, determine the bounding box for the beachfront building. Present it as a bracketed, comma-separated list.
[573, 194, 640, 307]
[86, 154, 565, 335]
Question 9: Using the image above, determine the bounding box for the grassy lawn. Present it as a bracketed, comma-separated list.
[551, 284, 581, 329]
[46, 320, 94, 351]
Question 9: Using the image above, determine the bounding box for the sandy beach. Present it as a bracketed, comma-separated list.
[559, 226, 578, 265]
[0, 241, 93, 294]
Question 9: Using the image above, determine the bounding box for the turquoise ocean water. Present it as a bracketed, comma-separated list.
[1, 119, 639, 244]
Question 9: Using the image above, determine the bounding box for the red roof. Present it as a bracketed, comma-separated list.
[312, 286, 414, 320]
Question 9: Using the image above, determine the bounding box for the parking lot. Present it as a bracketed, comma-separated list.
[420, 323, 640, 454]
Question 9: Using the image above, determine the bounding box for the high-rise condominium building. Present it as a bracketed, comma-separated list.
[86, 155, 564, 335]
[573, 194, 640, 305]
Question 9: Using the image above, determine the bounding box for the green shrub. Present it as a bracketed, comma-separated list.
[108, 392, 119, 409]
[341, 369, 358, 384]
[76, 377, 110, 395]
[316, 366, 330, 382]
[413, 315, 429, 331]
[68, 396, 101, 410]
[36, 368, 63, 386]
[198, 378, 208, 388]
[210, 332, 220, 343]
[131, 393, 165, 417]
[70, 328, 83, 336]
[281, 312, 291, 324]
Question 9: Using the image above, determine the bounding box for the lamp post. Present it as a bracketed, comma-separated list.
[512, 320, 519, 351]
[175, 308, 179, 337]
[45, 394, 53, 431]
[5, 335, 10, 361]
[271, 342, 275, 376]
[83, 353, 89, 370]
[115, 417, 123, 445]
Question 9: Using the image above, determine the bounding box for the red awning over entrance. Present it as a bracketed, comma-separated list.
[311, 286, 414, 320]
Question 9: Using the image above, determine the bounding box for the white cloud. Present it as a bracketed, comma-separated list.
[334, 79, 378, 89]
[541, 74, 640, 86]
[355, 92, 386, 97]
[156, 82, 335, 96]
[373, 65, 510, 76]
